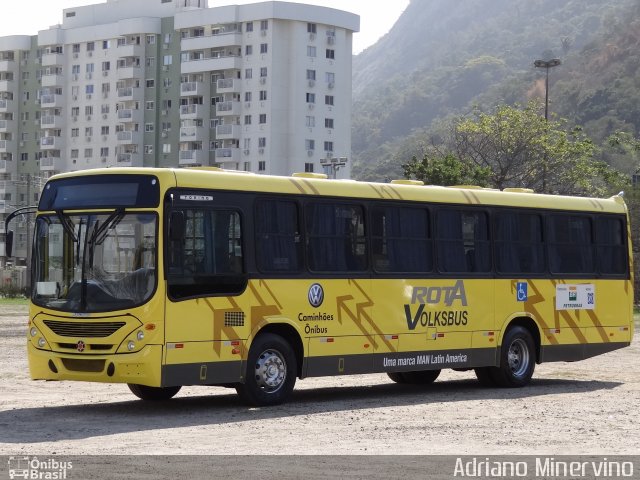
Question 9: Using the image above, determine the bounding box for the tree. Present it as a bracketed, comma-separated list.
[449, 101, 625, 196]
[403, 153, 490, 186]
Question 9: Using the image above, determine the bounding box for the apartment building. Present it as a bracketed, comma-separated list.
[0, 0, 359, 267]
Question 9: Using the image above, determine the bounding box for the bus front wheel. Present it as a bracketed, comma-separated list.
[236, 333, 297, 406]
[128, 384, 181, 401]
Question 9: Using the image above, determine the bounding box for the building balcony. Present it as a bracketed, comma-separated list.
[42, 53, 65, 67]
[0, 100, 14, 113]
[117, 152, 142, 166]
[40, 115, 64, 129]
[40, 136, 63, 150]
[117, 43, 144, 58]
[181, 33, 242, 52]
[0, 119, 13, 132]
[179, 104, 204, 119]
[0, 80, 14, 92]
[215, 147, 240, 163]
[181, 56, 242, 75]
[117, 87, 142, 101]
[117, 66, 143, 80]
[40, 156, 62, 171]
[40, 94, 63, 108]
[216, 124, 240, 140]
[216, 101, 240, 116]
[0, 60, 16, 72]
[41, 74, 64, 87]
[178, 149, 205, 165]
[217, 78, 239, 93]
[117, 108, 143, 124]
[116, 131, 141, 145]
[179, 126, 206, 141]
[180, 81, 205, 97]
[0, 139, 15, 152]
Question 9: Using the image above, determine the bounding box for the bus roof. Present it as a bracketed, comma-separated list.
[48, 167, 627, 215]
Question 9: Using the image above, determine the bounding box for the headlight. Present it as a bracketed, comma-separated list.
[127, 341, 136, 351]
[30, 327, 38, 337]
[136, 330, 145, 341]
[38, 338, 46, 348]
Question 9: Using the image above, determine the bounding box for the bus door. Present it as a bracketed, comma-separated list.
[163, 204, 249, 385]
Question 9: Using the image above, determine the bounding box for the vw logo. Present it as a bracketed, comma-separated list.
[76, 340, 86, 353]
[308, 284, 324, 308]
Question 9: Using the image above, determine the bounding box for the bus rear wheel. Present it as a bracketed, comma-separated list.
[492, 326, 536, 387]
[236, 333, 297, 406]
[128, 384, 181, 401]
[387, 369, 441, 384]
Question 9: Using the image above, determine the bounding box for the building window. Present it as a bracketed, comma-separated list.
[146, 101, 155, 110]
[85, 106, 93, 115]
[102, 61, 110, 71]
[259, 114, 267, 124]
[306, 93, 315, 104]
[305, 139, 315, 150]
[163, 144, 171, 153]
[146, 79, 155, 88]
[71, 128, 79, 137]
[244, 115, 252, 125]
[84, 148, 93, 158]
[146, 57, 156, 67]
[163, 55, 173, 65]
[325, 95, 334, 106]
[102, 40, 111, 50]
[145, 123, 154, 132]
[72, 44, 80, 53]
[70, 149, 79, 159]
[245, 92, 252, 102]
[164, 33, 172, 44]
[260, 43, 268, 54]
[86, 63, 94, 73]
[146, 35, 156, 44]
[260, 67, 267, 77]
[100, 147, 109, 157]
[326, 49, 335, 59]
[258, 161, 266, 171]
[326, 72, 335, 84]
[245, 45, 253, 55]
[87, 42, 95, 52]
[85, 127, 93, 137]
[72, 65, 80, 74]
[307, 46, 316, 57]
[245, 68, 252, 79]
[260, 20, 268, 31]
[144, 145, 153, 154]
[305, 162, 314, 172]
[324, 141, 333, 152]
[246, 22, 253, 32]
[307, 69, 316, 81]
[307, 23, 317, 34]
[258, 137, 266, 148]
[259, 90, 267, 101]
[325, 118, 334, 129]
[306, 116, 315, 128]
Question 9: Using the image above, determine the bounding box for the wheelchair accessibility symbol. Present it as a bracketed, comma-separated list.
[516, 282, 528, 302]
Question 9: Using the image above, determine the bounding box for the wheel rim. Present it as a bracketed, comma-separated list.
[507, 338, 530, 378]
[254, 349, 287, 393]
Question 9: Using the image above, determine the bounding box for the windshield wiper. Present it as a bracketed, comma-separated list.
[89, 209, 125, 246]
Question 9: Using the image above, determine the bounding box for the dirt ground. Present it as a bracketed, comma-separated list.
[0, 304, 638, 456]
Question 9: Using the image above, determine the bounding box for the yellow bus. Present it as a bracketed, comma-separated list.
[6, 167, 634, 405]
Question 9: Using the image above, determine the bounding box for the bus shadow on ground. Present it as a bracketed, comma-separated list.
[0, 377, 621, 444]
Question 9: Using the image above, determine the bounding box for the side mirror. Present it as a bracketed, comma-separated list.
[169, 211, 185, 241]
[5, 230, 13, 258]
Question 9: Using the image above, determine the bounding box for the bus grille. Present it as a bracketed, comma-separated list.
[43, 320, 126, 338]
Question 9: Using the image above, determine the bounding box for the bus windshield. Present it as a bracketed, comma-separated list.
[32, 212, 157, 313]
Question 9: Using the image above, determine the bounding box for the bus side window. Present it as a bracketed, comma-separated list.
[255, 199, 301, 273]
[437, 210, 490, 274]
[548, 215, 594, 274]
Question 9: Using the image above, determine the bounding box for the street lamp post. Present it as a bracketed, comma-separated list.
[534, 58, 561, 121]
[534, 58, 561, 193]
[320, 155, 348, 179]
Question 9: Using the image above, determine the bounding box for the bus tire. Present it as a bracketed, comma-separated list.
[493, 326, 536, 388]
[474, 367, 498, 387]
[387, 372, 407, 383]
[387, 370, 440, 384]
[128, 384, 181, 401]
[236, 333, 297, 406]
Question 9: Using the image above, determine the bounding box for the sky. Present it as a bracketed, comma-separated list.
[0, 0, 409, 54]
